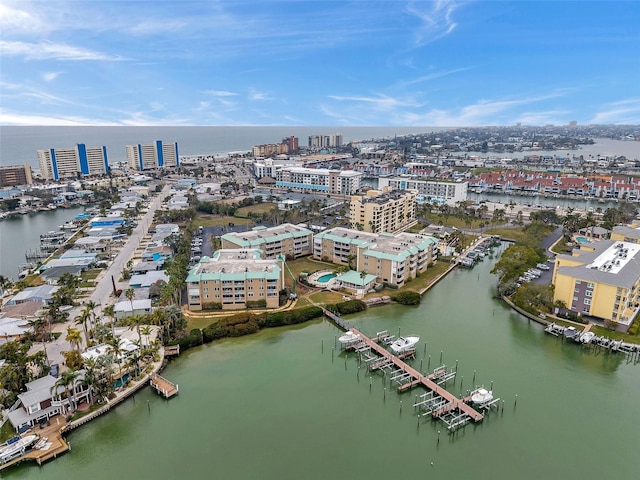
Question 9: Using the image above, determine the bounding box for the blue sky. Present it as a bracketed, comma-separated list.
[1, 0, 639, 126]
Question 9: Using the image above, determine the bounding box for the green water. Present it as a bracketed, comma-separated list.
[8, 250, 640, 479]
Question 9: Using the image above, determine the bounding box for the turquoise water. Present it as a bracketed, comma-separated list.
[317, 273, 336, 283]
[576, 236, 589, 243]
[8, 247, 640, 479]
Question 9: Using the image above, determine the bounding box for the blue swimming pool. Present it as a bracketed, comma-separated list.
[317, 273, 336, 283]
[576, 236, 589, 243]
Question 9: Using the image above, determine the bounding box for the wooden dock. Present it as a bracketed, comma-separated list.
[0, 415, 70, 472]
[164, 345, 180, 356]
[150, 373, 179, 398]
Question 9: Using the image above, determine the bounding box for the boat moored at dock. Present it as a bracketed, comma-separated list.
[389, 336, 419, 354]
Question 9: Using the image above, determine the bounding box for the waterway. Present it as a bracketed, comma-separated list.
[0, 207, 84, 279]
[8, 248, 639, 479]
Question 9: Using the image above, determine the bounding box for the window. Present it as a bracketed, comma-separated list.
[585, 290, 592, 297]
[584, 298, 591, 305]
[587, 283, 594, 288]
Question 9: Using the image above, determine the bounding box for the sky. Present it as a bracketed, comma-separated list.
[1, 0, 639, 127]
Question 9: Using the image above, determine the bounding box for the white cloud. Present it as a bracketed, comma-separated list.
[202, 90, 238, 97]
[0, 111, 120, 126]
[590, 98, 640, 124]
[406, 0, 461, 46]
[249, 89, 272, 101]
[42, 72, 61, 82]
[397, 66, 473, 87]
[328, 94, 419, 111]
[0, 40, 125, 61]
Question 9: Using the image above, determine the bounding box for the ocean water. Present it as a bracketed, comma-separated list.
[0, 126, 439, 168]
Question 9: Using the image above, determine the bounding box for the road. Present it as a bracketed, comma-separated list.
[90, 184, 170, 309]
[32, 185, 170, 368]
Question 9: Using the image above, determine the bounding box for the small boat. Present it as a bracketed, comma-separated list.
[471, 388, 494, 405]
[59, 221, 77, 230]
[0, 434, 38, 462]
[338, 331, 360, 345]
[563, 326, 579, 340]
[579, 331, 596, 344]
[389, 336, 419, 354]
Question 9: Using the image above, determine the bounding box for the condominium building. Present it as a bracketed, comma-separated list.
[308, 134, 343, 149]
[0, 164, 33, 187]
[276, 167, 362, 195]
[313, 227, 438, 287]
[186, 249, 282, 311]
[610, 221, 640, 244]
[553, 240, 640, 329]
[251, 158, 301, 179]
[126, 141, 179, 171]
[221, 224, 313, 259]
[378, 177, 468, 206]
[37, 144, 108, 181]
[350, 187, 417, 233]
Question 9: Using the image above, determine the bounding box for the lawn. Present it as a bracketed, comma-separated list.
[81, 269, 101, 281]
[235, 203, 276, 218]
[308, 290, 345, 305]
[590, 325, 640, 344]
[422, 213, 488, 229]
[286, 257, 335, 280]
[195, 213, 251, 228]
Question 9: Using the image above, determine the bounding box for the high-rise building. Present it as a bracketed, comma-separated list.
[308, 133, 343, 149]
[349, 187, 417, 233]
[0, 164, 33, 187]
[126, 141, 179, 171]
[37, 144, 108, 181]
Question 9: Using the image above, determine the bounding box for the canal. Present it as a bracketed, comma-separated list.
[8, 246, 639, 479]
[0, 207, 85, 280]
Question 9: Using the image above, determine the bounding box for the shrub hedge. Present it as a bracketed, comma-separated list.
[391, 291, 421, 305]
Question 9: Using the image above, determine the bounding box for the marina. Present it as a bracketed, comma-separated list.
[5, 248, 640, 479]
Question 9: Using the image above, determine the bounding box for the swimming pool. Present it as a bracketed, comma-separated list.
[317, 273, 336, 283]
[576, 236, 589, 243]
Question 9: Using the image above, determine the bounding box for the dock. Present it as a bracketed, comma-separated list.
[346, 327, 484, 423]
[0, 416, 70, 471]
[150, 373, 179, 398]
[164, 345, 180, 356]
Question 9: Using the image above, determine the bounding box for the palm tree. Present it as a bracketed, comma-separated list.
[106, 336, 125, 388]
[52, 369, 80, 413]
[74, 309, 90, 346]
[85, 300, 99, 328]
[125, 288, 136, 316]
[127, 314, 144, 346]
[103, 304, 116, 337]
[0, 275, 13, 295]
[65, 327, 82, 351]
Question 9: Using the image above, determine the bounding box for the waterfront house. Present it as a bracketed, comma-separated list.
[8, 372, 91, 433]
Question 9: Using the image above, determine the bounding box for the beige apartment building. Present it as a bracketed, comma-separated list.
[349, 187, 417, 233]
[313, 227, 437, 287]
[221, 224, 313, 259]
[186, 249, 282, 311]
[610, 221, 640, 244]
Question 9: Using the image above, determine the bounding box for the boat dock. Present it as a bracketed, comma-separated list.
[0, 416, 70, 471]
[323, 307, 497, 431]
[150, 373, 179, 398]
[544, 322, 640, 357]
[346, 327, 485, 424]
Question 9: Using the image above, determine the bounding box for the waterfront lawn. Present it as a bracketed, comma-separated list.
[422, 213, 486, 230]
[0, 418, 15, 442]
[590, 325, 640, 344]
[308, 290, 345, 305]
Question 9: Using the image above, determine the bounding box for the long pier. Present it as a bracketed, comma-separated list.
[347, 327, 484, 422]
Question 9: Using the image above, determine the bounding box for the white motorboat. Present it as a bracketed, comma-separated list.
[389, 336, 419, 354]
[338, 331, 360, 345]
[579, 331, 596, 344]
[471, 388, 494, 405]
[0, 434, 38, 462]
[59, 221, 77, 230]
[563, 326, 579, 340]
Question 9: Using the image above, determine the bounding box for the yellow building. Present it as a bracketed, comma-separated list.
[312, 227, 437, 287]
[221, 224, 313, 259]
[610, 221, 640, 244]
[553, 240, 640, 329]
[186, 249, 282, 311]
[349, 187, 417, 233]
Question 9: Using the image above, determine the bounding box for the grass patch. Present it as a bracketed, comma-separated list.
[308, 290, 345, 305]
[286, 257, 335, 282]
[422, 213, 488, 230]
[0, 418, 16, 443]
[590, 325, 640, 344]
[483, 227, 528, 242]
[195, 213, 250, 228]
[81, 268, 101, 280]
[187, 316, 221, 331]
[235, 203, 276, 217]
[370, 261, 452, 298]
